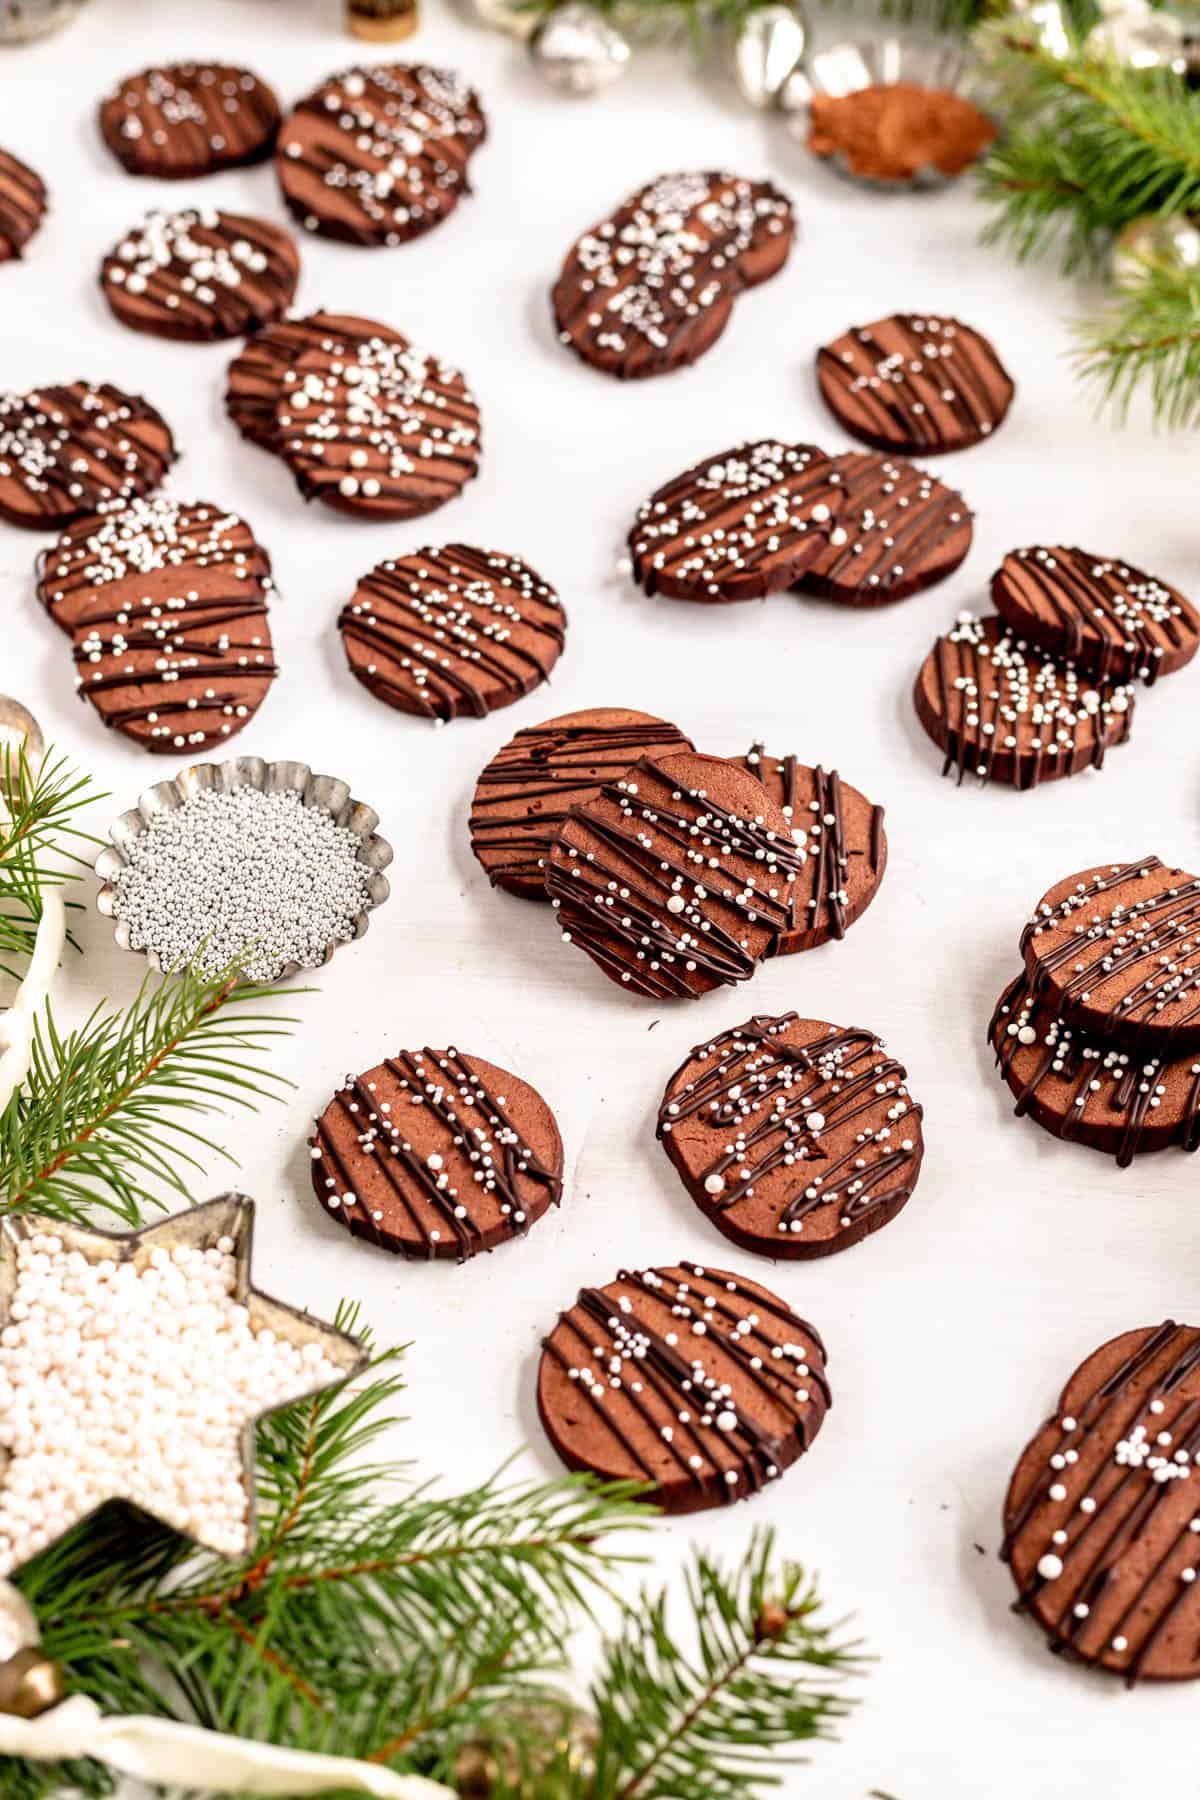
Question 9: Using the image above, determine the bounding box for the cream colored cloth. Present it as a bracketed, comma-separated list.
[0, 885, 65, 1116]
[0, 1694, 453, 1797]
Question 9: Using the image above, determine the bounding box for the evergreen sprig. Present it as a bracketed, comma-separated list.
[1075, 266, 1200, 426]
[0, 961, 300, 1226]
[0, 749, 98, 980]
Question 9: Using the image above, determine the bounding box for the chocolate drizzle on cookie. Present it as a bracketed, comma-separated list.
[538, 1262, 829, 1514]
[801, 451, 972, 604]
[546, 750, 801, 1000]
[340, 546, 565, 722]
[1003, 1322, 1200, 1681]
[740, 745, 886, 954]
[992, 546, 1200, 686]
[469, 707, 694, 898]
[0, 147, 47, 263]
[659, 1014, 923, 1257]
[276, 337, 481, 519]
[553, 171, 793, 381]
[1021, 857, 1200, 1052]
[226, 311, 406, 449]
[101, 208, 300, 343]
[98, 63, 282, 179]
[913, 612, 1135, 789]
[276, 64, 486, 247]
[37, 496, 273, 636]
[310, 1046, 563, 1262]
[816, 313, 1014, 455]
[0, 383, 176, 531]
[990, 971, 1200, 1167]
[627, 441, 845, 603]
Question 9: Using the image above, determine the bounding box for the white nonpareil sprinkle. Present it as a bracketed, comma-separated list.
[0, 1232, 339, 1572]
[111, 784, 374, 980]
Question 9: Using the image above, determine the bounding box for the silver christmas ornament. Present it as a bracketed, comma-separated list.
[529, 3, 631, 94]
[1111, 211, 1200, 289]
[0, 698, 43, 774]
[466, 0, 539, 39]
[733, 3, 808, 109]
[1084, 0, 1185, 72]
[0, 0, 91, 42]
[1003, 0, 1070, 58]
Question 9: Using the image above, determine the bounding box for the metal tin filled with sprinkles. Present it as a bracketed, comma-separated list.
[95, 756, 393, 983]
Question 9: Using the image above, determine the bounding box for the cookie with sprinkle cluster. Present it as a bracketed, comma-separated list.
[100, 208, 300, 343]
[0, 383, 176, 530]
[992, 546, 1200, 686]
[553, 171, 793, 381]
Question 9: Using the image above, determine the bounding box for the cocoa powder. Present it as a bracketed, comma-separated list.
[807, 81, 996, 183]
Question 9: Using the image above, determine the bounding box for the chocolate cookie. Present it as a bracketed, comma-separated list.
[738, 745, 886, 955]
[539, 1262, 829, 1514]
[1021, 857, 1200, 1053]
[0, 147, 46, 263]
[1002, 1321, 1200, 1681]
[275, 336, 481, 519]
[225, 311, 406, 449]
[339, 546, 565, 722]
[276, 64, 486, 247]
[98, 63, 282, 179]
[553, 171, 793, 381]
[659, 1014, 923, 1258]
[816, 313, 1014, 455]
[991, 546, 1200, 687]
[0, 384, 176, 531]
[913, 612, 1135, 789]
[469, 707, 694, 899]
[100, 208, 300, 343]
[545, 750, 801, 1000]
[626, 441, 845, 603]
[37, 495, 273, 637]
[799, 451, 972, 604]
[990, 971, 1200, 1167]
[309, 1046, 562, 1261]
[72, 551, 276, 755]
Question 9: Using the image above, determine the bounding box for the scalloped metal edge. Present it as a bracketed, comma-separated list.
[94, 755, 393, 980]
[780, 35, 991, 194]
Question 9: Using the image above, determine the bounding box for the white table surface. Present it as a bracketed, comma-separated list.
[4, 2, 1199, 1792]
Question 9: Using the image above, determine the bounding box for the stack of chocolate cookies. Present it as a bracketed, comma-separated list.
[468, 710, 888, 1000]
[990, 856, 1200, 1166]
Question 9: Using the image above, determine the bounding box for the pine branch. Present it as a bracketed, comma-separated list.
[0, 962, 300, 1227]
[1074, 268, 1200, 425]
[586, 1529, 862, 1800]
[0, 749, 98, 980]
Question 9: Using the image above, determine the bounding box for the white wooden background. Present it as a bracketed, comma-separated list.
[3, 0, 1199, 1791]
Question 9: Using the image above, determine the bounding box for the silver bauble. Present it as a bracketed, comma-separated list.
[0, 0, 90, 42]
[0, 697, 44, 782]
[467, 0, 539, 39]
[1084, 0, 1185, 72]
[1111, 211, 1200, 289]
[1003, 0, 1071, 58]
[529, 2, 631, 94]
[733, 3, 808, 109]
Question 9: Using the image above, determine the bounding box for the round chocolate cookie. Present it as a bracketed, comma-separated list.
[990, 971, 1200, 1167]
[276, 64, 486, 247]
[553, 171, 793, 382]
[799, 451, 972, 604]
[309, 1046, 562, 1262]
[816, 313, 1014, 455]
[37, 495, 273, 637]
[626, 441, 845, 603]
[275, 336, 481, 519]
[469, 707, 694, 900]
[538, 1261, 829, 1514]
[913, 612, 1135, 789]
[658, 1014, 923, 1258]
[72, 571, 276, 755]
[225, 311, 406, 449]
[0, 383, 176, 531]
[991, 546, 1200, 687]
[0, 147, 46, 264]
[339, 546, 566, 722]
[98, 63, 282, 179]
[738, 745, 886, 955]
[1021, 857, 1200, 1053]
[100, 208, 300, 343]
[545, 750, 801, 1000]
[1002, 1321, 1200, 1682]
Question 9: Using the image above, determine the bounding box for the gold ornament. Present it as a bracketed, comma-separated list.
[345, 0, 419, 40]
[0, 1582, 64, 1721]
[454, 1703, 598, 1795]
[1111, 212, 1200, 289]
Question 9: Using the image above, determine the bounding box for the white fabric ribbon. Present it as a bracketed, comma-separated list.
[0, 885, 65, 1118]
[0, 1694, 454, 1797]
